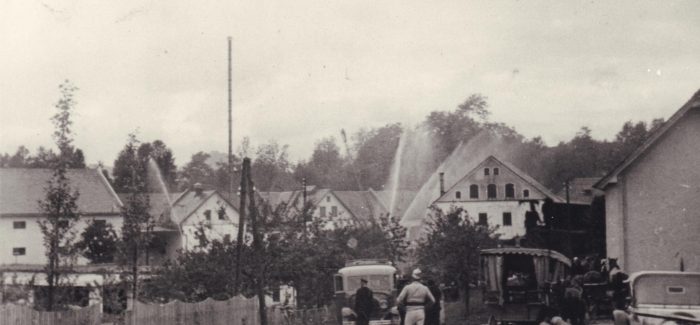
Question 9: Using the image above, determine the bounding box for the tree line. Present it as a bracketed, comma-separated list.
[2, 96, 663, 195]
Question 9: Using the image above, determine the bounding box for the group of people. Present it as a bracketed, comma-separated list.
[353, 268, 442, 325]
[540, 257, 630, 325]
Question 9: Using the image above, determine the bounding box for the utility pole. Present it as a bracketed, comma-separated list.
[247, 166, 268, 325]
[234, 158, 249, 296]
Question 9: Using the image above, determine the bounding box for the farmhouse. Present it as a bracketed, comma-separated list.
[432, 156, 563, 240]
[0, 167, 123, 306]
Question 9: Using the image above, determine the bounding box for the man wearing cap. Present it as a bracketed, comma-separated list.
[396, 269, 435, 325]
[355, 278, 374, 325]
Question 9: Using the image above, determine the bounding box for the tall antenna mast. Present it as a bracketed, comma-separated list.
[228, 36, 233, 175]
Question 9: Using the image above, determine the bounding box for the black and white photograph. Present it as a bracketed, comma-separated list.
[1, 1, 699, 325]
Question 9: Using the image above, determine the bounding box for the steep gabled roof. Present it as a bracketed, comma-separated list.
[0, 168, 122, 215]
[594, 89, 700, 190]
[434, 156, 563, 204]
[169, 189, 239, 225]
[370, 189, 418, 218]
[333, 190, 389, 225]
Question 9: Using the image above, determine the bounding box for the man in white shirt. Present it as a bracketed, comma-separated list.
[396, 269, 436, 325]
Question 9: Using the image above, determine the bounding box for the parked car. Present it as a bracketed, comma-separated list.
[623, 271, 700, 325]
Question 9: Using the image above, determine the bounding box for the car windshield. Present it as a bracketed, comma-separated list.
[347, 275, 393, 293]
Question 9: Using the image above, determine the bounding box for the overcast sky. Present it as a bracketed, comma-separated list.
[1, 0, 699, 166]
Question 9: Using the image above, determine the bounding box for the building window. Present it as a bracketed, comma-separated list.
[320, 206, 327, 218]
[478, 213, 488, 225]
[204, 210, 212, 221]
[93, 219, 107, 226]
[331, 206, 338, 217]
[469, 185, 479, 199]
[583, 189, 593, 196]
[326, 196, 331, 202]
[503, 212, 512, 226]
[494, 168, 499, 175]
[487, 184, 497, 199]
[13, 221, 26, 229]
[217, 207, 226, 220]
[455, 191, 461, 199]
[523, 189, 530, 198]
[13, 247, 26, 256]
[505, 184, 515, 198]
[484, 168, 490, 176]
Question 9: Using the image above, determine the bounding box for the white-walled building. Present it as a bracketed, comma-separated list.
[432, 156, 563, 239]
[168, 186, 241, 252]
[0, 168, 123, 267]
[0, 167, 124, 306]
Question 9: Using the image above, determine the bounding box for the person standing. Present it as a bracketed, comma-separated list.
[355, 279, 374, 325]
[397, 269, 436, 325]
[425, 279, 442, 325]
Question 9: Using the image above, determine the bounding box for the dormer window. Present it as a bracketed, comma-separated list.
[484, 168, 490, 176]
[494, 168, 499, 175]
[455, 191, 461, 199]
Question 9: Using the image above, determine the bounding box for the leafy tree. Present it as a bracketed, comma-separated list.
[112, 136, 143, 193]
[8, 146, 31, 167]
[36, 80, 82, 311]
[27, 147, 58, 168]
[252, 140, 297, 191]
[295, 137, 351, 189]
[137, 140, 178, 191]
[50, 82, 85, 168]
[178, 151, 216, 191]
[424, 94, 489, 162]
[113, 139, 177, 192]
[352, 124, 403, 190]
[117, 134, 153, 302]
[76, 219, 119, 264]
[417, 206, 498, 312]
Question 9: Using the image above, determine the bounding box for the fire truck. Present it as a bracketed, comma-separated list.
[333, 259, 400, 325]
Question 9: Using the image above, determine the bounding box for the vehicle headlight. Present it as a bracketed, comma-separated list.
[342, 307, 355, 318]
[379, 299, 388, 309]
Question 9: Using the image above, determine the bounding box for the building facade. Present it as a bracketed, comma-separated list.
[595, 90, 700, 273]
[433, 156, 562, 239]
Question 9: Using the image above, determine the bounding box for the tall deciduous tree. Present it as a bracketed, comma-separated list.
[352, 124, 403, 190]
[117, 134, 153, 302]
[417, 207, 498, 312]
[178, 151, 216, 191]
[252, 140, 296, 191]
[37, 80, 81, 311]
[113, 139, 177, 192]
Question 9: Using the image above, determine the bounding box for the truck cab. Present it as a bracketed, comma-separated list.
[334, 259, 399, 325]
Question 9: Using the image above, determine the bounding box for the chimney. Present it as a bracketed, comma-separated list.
[193, 183, 204, 196]
[439, 172, 445, 196]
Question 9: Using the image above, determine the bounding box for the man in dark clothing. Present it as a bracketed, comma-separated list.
[425, 279, 442, 325]
[355, 279, 374, 325]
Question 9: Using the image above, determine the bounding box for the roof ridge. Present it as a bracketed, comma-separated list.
[595, 89, 700, 189]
